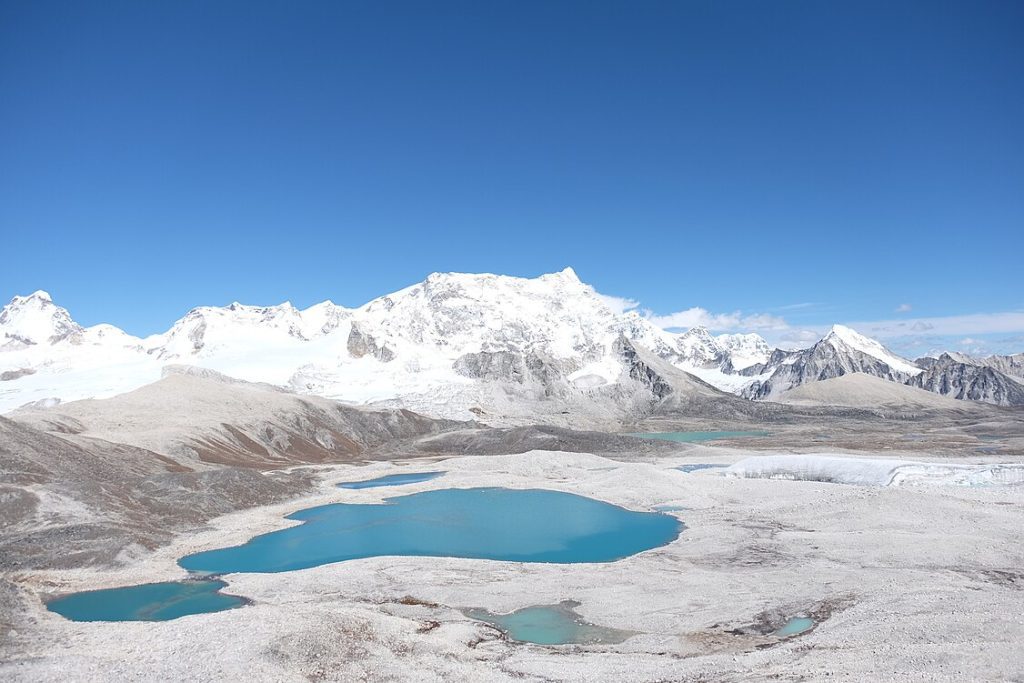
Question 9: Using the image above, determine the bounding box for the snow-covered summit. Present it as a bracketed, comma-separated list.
[351, 267, 615, 358]
[0, 290, 83, 347]
[823, 324, 922, 376]
[717, 333, 771, 370]
[151, 300, 314, 359]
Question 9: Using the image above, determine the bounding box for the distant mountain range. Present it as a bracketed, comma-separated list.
[2, 268, 1022, 418]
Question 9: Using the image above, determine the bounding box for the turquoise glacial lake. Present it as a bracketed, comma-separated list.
[465, 600, 633, 645]
[180, 487, 683, 574]
[628, 430, 769, 443]
[49, 488, 681, 622]
[774, 616, 815, 637]
[47, 580, 244, 622]
[338, 471, 445, 489]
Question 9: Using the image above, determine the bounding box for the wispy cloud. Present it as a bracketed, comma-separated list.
[776, 328, 824, 349]
[842, 311, 1024, 338]
[603, 277, 1024, 357]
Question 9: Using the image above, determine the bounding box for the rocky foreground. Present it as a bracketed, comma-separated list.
[1, 367, 1023, 681]
[3, 448, 1023, 681]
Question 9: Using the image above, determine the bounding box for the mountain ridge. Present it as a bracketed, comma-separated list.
[2, 269, 1022, 413]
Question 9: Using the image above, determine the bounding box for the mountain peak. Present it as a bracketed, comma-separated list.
[8, 290, 53, 306]
[826, 323, 862, 340]
[554, 266, 580, 282]
[822, 324, 921, 375]
[1, 290, 82, 346]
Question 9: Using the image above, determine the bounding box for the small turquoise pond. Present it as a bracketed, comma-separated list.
[47, 580, 244, 622]
[465, 601, 632, 645]
[338, 471, 445, 489]
[179, 487, 683, 574]
[774, 616, 815, 637]
[628, 431, 769, 443]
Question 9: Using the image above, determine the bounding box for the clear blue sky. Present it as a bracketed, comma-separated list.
[2, 1, 1022, 355]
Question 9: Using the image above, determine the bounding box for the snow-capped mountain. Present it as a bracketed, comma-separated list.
[741, 324, 922, 400]
[0, 269, 770, 417]
[717, 333, 772, 371]
[743, 328, 1024, 406]
[0, 291, 84, 348]
[2, 271, 1019, 416]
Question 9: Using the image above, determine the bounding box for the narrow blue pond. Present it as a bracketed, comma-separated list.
[628, 430, 769, 443]
[676, 464, 728, 473]
[774, 616, 815, 637]
[47, 580, 244, 622]
[180, 487, 683, 574]
[465, 600, 633, 645]
[338, 471, 445, 489]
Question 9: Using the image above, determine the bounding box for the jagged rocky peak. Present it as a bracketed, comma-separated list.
[928, 351, 1024, 382]
[0, 290, 84, 347]
[741, 324, 922, 400]
[820, 324, 922, 376]
[907, 353, 1024, 406]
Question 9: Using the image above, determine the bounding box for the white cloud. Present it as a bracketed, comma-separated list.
[740, 313, 791, 331]
[895, 303, 912, 313]
[594, 293, 639, 314]
[955, 337, 991, 355]
[646, 307, 789, 332]
[776, 328, 825, 349]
